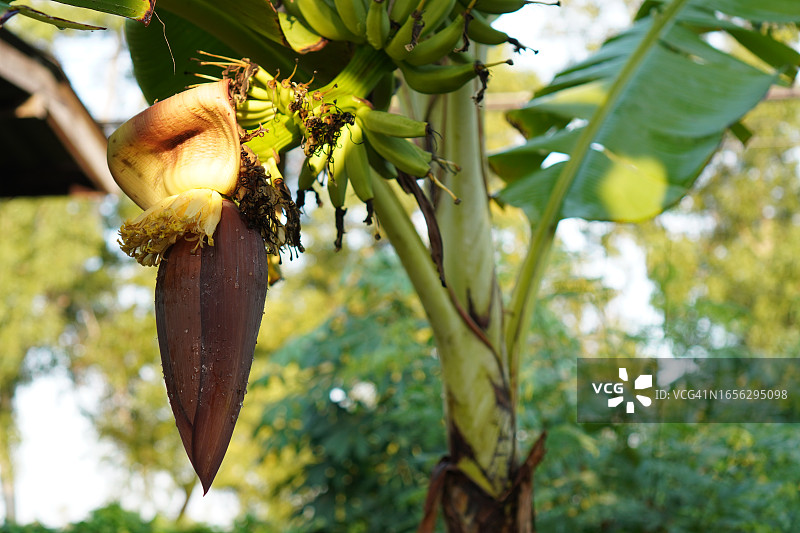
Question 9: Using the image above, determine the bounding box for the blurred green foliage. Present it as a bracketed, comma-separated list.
[0, 195, 112, 519]
[634, 98, 800, 358]
[251, 250, 444, 532]
[0, 503, 278, 533]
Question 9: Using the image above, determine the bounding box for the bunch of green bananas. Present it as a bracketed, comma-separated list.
[214, 53, 437, 227]
[279, 0, 528, 94]
[195, 0, 538, 242]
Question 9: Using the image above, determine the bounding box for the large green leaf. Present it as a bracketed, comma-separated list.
[125, 1, 354, 102]
[0, 1, 106, 29]
[51, 0, 153, 22]
[125, 4, 313, 103]
[158, 0, 285, 48]
[490, 0, 800, 224]
[125, 9, 239, 103]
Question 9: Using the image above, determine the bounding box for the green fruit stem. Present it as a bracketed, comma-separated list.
[370, 175, 458, 344]
[322, 45, 396, 102]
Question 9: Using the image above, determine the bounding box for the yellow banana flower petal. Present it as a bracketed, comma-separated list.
[119, 189, 224, 266]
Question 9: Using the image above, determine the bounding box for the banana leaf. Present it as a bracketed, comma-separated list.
[0, 1, 106, 29]
[490, 0, 800, 224]
[51, 0, 153, 23]
[125, 2, 354, 103]
[125, 9, 239, 104]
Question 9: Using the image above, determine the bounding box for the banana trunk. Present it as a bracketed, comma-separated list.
[374, 78, 546, 531]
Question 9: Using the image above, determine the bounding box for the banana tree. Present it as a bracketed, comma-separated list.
[8, 0, 799, 530]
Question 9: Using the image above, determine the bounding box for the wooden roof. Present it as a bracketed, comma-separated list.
[0, 28, 120, 197]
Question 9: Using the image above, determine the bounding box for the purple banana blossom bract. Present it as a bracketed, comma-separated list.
[155, 199, 268, 493]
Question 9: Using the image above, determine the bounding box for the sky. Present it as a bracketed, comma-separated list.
[3, 0, 651, 527]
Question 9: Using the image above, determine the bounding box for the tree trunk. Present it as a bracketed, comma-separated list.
[0, 389, 17, 523]
[436, 432, 546, 532]
[442, 472, 528, 532]
[0, 474, 14, 525]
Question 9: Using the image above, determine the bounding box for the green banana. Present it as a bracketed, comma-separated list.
[244, 113, 304, 162]
[360, 118, 431, 177]
[327, 176, 348, 208]
[237, 98, 274, 114]
[277, 11, 329, 54]
[237, 108, 278, 128]
[405, 13, 468, 66]
[264, 156, 284, 182]
[296, 0, 361, 42]
[385, 0, 457, 59]
[384, 12, 421, 60]
[251, 70, 280, 95]
[396, 59, 480, 94]
[246, 83, 275, 102]
[458, 0, 543, 14]
[365, 0, 391, 49]
[297, 151, 328, 190]
[356, 106, 429, 138]
[466, 9, 524, 48]
[365, 141, 398, 179]
[458, 0, 531, 15]
[334, 0, 368, 37]
[327, 136, 349, 208]
[342, 122, 374, 202]
[465, 10, 503, 43]
[396, 58, 510, 94]
[418, 0, 457, 37]
[248, 70, 296, 115]
[389, 0, 418, 23]
[282, 0, 304, 19]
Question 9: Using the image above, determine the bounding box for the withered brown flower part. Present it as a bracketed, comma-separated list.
[235, 147, 304, 258]
[155, 199, 268, 494]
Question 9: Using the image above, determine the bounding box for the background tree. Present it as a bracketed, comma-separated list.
[0, 197, 108, 522]
[527, 95, 800, 532]
[3, 0, 799, 530]
[635, 97, 800, 358]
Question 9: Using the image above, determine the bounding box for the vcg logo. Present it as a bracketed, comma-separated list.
[592, 368, 653, 414]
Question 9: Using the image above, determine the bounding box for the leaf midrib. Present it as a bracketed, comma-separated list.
[504, 0, 692, 365]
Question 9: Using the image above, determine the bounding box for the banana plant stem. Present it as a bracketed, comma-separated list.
[370, 174, 459, 344]
[323, 46, 396, 100]
[429, 80, 514, 496]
